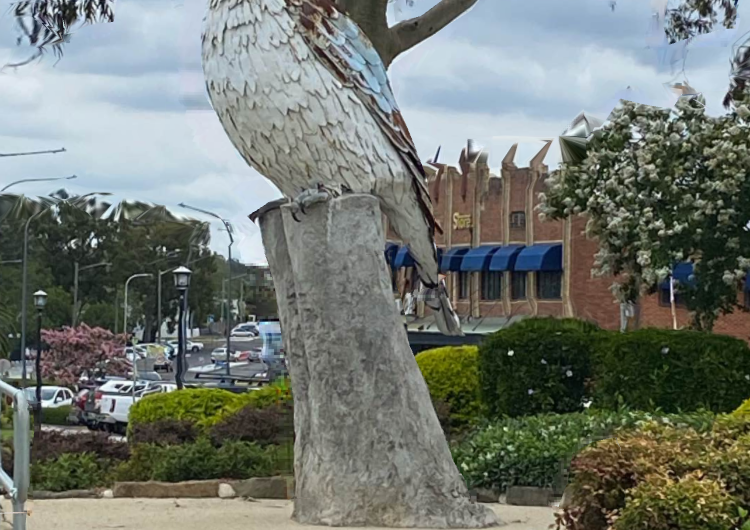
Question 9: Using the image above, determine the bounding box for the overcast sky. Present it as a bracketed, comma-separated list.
[0, 0, 747, 264]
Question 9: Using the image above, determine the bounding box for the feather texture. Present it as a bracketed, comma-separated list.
[202, 0, 460, 334]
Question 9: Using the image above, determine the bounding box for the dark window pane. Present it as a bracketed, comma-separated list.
[537, 271, 562, 300]
[511, 272, 527, 300]
[510, 211, 526, 229]
[481, 271, 502, 300]
[458, 271, 470, 300]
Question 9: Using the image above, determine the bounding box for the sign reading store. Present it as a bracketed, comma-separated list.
[453, 213, 472, 230]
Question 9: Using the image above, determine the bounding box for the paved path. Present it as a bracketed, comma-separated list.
[16, 498, 558, 530]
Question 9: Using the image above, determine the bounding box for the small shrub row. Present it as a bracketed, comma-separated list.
[452, 409, 717, 494]
[115, 437, 274, 483]
[556, 414, 750, 530]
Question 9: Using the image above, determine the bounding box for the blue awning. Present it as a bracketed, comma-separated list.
[441, 247, 470, 272]
[489, 245, 525, 271]
[461, 246, 502, 272]
[514, 243, 563, 272]
[393, 246, 415, 268]
[385, 243, 399, 269]
[660, 262, 696, 289]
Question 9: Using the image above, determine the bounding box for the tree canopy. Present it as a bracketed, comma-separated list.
[540, 90, 750, 330]
[8, 0, 739, 69]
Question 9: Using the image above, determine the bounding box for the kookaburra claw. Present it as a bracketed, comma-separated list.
[290, 183, 340, 222]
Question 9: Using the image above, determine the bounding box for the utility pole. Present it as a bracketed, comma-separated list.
[72, 261, 110, 326]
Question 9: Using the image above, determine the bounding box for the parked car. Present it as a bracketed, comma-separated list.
[167, 340, 204, 352]
[153, 351, 173, 372]
[211, 347, 240, 363]
[98, 382, 178, 434]
[231, 324, 259, 338]
[24, 386, 74, 409]
[82, 379, 150, 430]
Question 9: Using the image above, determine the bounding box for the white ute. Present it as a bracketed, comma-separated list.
[98, 382, 177, 435]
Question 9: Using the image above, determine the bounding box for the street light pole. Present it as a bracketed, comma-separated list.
[1, 174, 77, 192]
[156, 268, 176, 344]
[72, 261, 111, 326]
[178, 203, 234, 375]
[33, 290, 47, 433]
[125, 273, 153, 400]
[20, 209, 46, 389]
[173, 267, 192, 390]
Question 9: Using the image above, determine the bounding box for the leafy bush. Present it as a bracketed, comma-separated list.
[612, 472, 741, 530]
[128, 389, 241, 432]
[116, 437, 274, 482]
[31, 452, 110, 492]
[41, 406, 73, 426]
[734, 397, 750, 418]
[210, 404, 292, 447]
[129, 419, 199, 446]
[453, 409, 716, 494]
[592, 328, 750, 413]
[415, 346, 484, 427]
[479, 318, 600, 418]
[32, 430, 129, 464]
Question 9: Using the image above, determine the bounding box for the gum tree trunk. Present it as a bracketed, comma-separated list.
[257, 194, 499, 528]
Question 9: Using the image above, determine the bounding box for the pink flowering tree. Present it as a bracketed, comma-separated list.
[40, 324, 129, 385]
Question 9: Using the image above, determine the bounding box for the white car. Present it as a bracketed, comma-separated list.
[24, 386, 74, 409]
[167, 340, 204, 352]
[211, 347, 240, 363]
[231, 324, 259, 337]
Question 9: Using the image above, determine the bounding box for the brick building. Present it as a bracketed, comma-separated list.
[384, 141, 750, 343]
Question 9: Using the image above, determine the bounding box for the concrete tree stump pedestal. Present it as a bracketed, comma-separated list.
[257, 194, 500, 528]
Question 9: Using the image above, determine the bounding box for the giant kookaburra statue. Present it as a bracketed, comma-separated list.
[202, 0, 462, 335]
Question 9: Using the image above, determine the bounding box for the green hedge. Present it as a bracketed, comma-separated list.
[479, 318, 600, 418]
[415, 346, 484, 427]
[41, 406, 73, 426]
[115, 437, 274, 482]
[452, 409, 717, 494]
[591, 329, 750, 413]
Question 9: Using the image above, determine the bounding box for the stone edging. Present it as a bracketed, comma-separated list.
[29, 476, 295, 501]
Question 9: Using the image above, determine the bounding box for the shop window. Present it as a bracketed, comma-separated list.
[510, 211, 526, 229]
[481, 271, 502, 300]
[511, 272, 527, 300]
[537, 271, 562, 300]
[457, 271, 470, 300]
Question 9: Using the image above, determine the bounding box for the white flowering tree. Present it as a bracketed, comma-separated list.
[540, 91, 750, 330]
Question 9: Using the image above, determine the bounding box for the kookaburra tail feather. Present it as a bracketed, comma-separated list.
[424, 282, 463, 336]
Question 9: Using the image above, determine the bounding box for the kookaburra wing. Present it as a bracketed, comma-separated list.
[202, 0, 462, 335]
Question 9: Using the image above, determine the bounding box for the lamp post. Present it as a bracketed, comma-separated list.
[156, 268, 175, 344]
[19, 208, 47, 389]
[33, 289, 47, 432]
[173, 266, 192, 390]
[73, 261, 111, 326]
[125, 273, 153, 399]
[178, 204, 234, 374]
[1, 174, 76, 193]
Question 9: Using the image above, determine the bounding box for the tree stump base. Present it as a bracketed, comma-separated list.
[258, 194, 500, 528]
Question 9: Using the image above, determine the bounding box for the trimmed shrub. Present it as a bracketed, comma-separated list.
[591, 328, 750, 413]
[129, 419, 199, 446]
[128, 389, 240, 431]
[734, 397, 750, 418]
[612, 472, 740, 530]
[415, 346, 484, 427]
[116, 437, 274, 482]
[31, 452, 111, 492]
[452, 409, 716, 495]
[32, 430, 130, 463]
[210, 404, 292, 447]
[479, 318, 600, 418]
[41, 406, 73, 426]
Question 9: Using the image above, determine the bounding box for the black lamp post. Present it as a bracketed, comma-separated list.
[33, 289, 47, 431]
[173, 266, 192, 390]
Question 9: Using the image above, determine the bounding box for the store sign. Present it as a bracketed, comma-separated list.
[453, 212, 473, 230]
